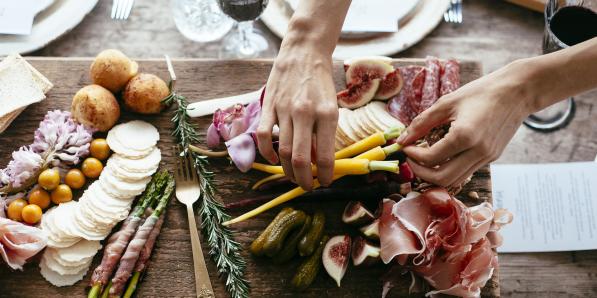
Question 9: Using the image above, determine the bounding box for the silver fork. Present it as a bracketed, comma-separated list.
[111, 0, 135, 20]
[174, 149, 215, 298]
[444, 0, 463, 24]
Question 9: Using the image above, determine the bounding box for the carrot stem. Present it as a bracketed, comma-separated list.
[188, 144, 229, 157]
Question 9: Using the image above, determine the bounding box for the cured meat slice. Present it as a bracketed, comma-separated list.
[387, 66, 425, 125]
[440, 59, 460, 96]
[419, 57, 441, 113]
[379, 188, 513, 298]
[379, 198, 421, 264]
[0, 217, 47, 270]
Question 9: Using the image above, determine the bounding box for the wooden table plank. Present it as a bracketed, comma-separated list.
[0, 58, 495, 297]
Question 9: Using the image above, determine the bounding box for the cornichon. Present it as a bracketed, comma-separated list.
[291, 235, 329, 291]
[272, 215, 312, 264]
[250, 207, 294, 256]
[298, 210, 326, 256]
[262, 210, 308, 257]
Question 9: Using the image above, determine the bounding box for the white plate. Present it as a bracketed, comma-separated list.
[0, 0, 98, 55]
[284, 0, 419, 39]
[261, 0, 450, 59]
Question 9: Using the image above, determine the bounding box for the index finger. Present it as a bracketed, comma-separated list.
[402, 126, 472, 167]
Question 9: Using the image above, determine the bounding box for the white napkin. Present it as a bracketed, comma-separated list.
[286, 0, 404, 33]
[0, 0, 53, 35]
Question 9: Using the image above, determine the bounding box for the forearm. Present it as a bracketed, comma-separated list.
[280, 0, 351, 56]
[516, 37, 597, 113]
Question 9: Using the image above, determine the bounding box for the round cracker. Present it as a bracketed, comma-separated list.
[363, 102, 388, 131]
[367, 101, 405, 130]
[42, 251, 92, 275]
[99, 167, 149, 199]
[106, 159, 157, 182]
[46, 248, 92, 268]
[109, 147, 161, 173]
[40, 257, 88, 287]
[113, 120, 159, 151]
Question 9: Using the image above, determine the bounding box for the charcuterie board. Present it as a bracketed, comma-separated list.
[0, 58, 499, 297]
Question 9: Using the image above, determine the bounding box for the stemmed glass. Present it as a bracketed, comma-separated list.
[171, 0, 234, 43]
[524, 0, 597, 131]
[217, 0, 276, 58]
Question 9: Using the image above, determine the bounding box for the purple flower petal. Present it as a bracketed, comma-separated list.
[225, 134, 256, 173]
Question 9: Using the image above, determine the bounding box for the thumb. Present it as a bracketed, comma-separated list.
[397, 101, 452, 145]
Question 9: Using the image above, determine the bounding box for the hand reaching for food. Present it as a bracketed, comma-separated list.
[399, 37, 597, 187]
[256, 0, 351, 190]
[257, 48, 338, 190]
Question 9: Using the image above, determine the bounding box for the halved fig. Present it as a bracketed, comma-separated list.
[359, 219, 380, 241]
[323, 235, 351, 287]
[345, 59, 394, 85]
[351, 236, 381, 266]
[337, 78, 380, 109]
[342, 201, 375, 226]
[375, 69, 404, 99]
[344, 56, 393, 69]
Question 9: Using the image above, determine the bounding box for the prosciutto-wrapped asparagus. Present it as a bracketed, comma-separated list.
[121, 214, 165, 298]
[109, 175, 174, 297]
[87, 171, 167, 298]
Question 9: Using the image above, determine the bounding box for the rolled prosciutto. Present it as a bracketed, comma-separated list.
[380, 188, 512, 298]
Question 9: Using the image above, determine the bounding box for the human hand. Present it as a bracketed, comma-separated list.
[256, 46, 338, 190]
[397, 62, 534, 187]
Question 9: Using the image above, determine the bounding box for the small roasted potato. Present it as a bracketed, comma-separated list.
[90, 49, 138, 93]
[122, 73, 170, 114]
[71, 84, 120, 131]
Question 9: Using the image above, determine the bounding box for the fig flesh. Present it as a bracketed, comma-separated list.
[337, 78, 380, 109]
[351, 236, 380, 266]
[344, 57, 403, 100]
[322, 235, 351, 287]
[342, 201, 374, 226]
[359, 219, 380, 241]
[375, 69, 404, 99]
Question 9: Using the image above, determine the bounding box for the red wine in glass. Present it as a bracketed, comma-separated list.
[218, 0, 269, 22]
[524, 1, 597, 131]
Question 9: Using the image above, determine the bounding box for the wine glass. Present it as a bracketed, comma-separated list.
[171, 0, 234, 43]
[217, 0, 276, 58]
[524, 0, 597, 131]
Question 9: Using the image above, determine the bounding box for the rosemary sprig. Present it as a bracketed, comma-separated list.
[164, 92, 250, 298]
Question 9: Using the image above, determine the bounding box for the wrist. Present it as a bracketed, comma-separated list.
[501, 58, 542, 115]
[281, 15, 338, 57]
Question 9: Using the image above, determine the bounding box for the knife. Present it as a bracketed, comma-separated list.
[186, 87, 264, 118]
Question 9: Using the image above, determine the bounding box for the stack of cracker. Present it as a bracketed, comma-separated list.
[0, 54, 53, 133]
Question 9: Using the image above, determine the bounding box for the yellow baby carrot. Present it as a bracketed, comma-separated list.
[252, 159, 399, 176]
[223, 143, 402, 226]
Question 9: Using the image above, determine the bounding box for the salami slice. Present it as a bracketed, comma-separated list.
[387, 66, 425, 125]
[387, 92, 417, 125]
[440, 60, 460, 96]
[419, 57, 441, 113]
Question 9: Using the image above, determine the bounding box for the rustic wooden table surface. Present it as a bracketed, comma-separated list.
[15, 0, 597, 297]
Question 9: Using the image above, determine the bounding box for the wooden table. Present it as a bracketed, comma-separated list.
[0, 58, 500, 297]
[17, 0, 597, 296]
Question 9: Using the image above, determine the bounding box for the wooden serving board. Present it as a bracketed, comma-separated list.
[505, 0, 546, 12]
[0, 58, 498, 297]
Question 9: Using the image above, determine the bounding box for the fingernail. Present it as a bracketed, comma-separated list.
[397, 131, 408, 144]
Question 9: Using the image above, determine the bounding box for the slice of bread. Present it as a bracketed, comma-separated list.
[0, 54, 53, 133]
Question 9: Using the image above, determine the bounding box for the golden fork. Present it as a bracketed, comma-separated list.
[174, 150, 214, 298]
